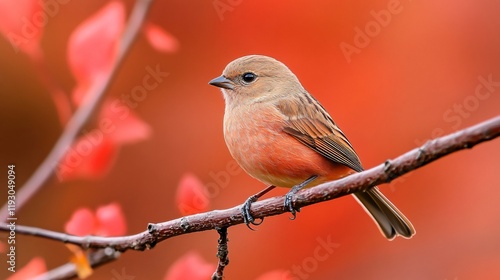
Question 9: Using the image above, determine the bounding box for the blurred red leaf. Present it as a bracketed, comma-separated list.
[71, 83, 92, 108]
[65, 203, 126, 237]
[7, 257, 46, 280]
[64, 208, 96, 236]
[95, 203, 127, 236]
[164, 251, 215, 280]
[176, 173, 210, 215]
[57, 135, 117, 182]
[143, 22, 179, 53]
[256, 270, 294, 280]
[0, 0, 43, 57]
[63, 203, 126, 277]
[56, 100, 151, 182]
[99, 100, 152, 144]
[67, 0, 125, 105]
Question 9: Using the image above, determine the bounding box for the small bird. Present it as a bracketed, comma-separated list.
[209, 55, 415, 239]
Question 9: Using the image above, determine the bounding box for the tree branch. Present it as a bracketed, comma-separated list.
[2, 116, 499, 255]
[212, 227, 230, 280]
[0, 0, 156, 222]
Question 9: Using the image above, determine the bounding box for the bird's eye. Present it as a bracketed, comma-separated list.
[241, 72, 257, 84]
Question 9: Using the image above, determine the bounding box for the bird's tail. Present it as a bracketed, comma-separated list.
[354, 187, 415, 240]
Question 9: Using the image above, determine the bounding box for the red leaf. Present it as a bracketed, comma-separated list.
[56, 135, 117, 182]
[65, 203, 127, 237]
[256, 270, 294, 280]
[143, 22, 179, 53]
[164, 252, 215, 280]
[7, 257, 46, 280]
[95, 203, 127, 236]
[55, 99, 151, 182]
[67, 1, 125, 105]
[64, 208, 96, 236]
[176, 173, 210, 215]
[98, 100, 152, 145]
[70, 82, 92, 108]
[0, 0, 43, 57]
[62, 205, 126, 277]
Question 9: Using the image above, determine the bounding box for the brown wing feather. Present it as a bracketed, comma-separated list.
[276, 95, 364, 173]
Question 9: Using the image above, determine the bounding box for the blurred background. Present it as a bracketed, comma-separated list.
[1, 0, 500, 279]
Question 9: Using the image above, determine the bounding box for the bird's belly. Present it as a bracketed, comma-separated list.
[224, 111, 352, 188]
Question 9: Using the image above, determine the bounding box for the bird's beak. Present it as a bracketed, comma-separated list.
[209, 75, 235, 90]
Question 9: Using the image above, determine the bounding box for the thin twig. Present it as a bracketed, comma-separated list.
[2, 116, 499, 255]
[0, 0, 156, 222]
[212, 227, 229, 280]
[32, 249, 120, 280]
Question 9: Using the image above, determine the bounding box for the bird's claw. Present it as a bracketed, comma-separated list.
[284, 192, 300, 220]
[241, 195, 264, 230]
[283, 176, 317, 220]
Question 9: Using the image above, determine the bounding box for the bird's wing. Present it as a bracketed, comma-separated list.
[275, 93, 364, 172]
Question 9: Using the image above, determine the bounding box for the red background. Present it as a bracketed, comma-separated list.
[1, 0, 500, 279]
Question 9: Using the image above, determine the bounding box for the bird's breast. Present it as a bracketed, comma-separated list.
[223, 104, 352, 188]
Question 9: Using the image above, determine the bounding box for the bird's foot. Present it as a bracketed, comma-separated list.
[240, 185, 276, 230]
[284, 175, 318, 220]
[284, 191, 301, 220]
[241, 195, 264, 230]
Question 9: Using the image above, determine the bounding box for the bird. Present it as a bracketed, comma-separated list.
[208, 55, 415, 239]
